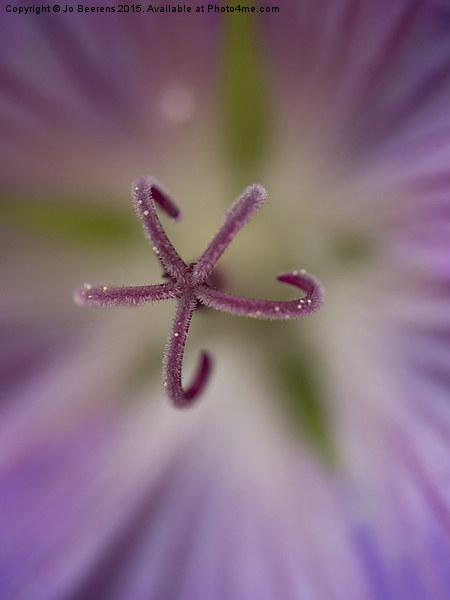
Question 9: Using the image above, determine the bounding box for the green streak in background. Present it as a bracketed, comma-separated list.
[1, 198, 136, 247]
[276, 350, 336, 465]
[332, 231, 374, 266]
[247, 319, 336, 464]
[223, 11, 270, 174]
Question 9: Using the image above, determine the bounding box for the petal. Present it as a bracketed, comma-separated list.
[0, 6, 221, 193]
[260, 0, 450, 156]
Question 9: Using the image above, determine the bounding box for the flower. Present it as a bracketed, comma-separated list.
[75, 177, 324, 405]
[2, 1, 450, 599]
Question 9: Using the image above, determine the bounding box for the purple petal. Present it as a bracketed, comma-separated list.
[197, 270, 324, 319]
[163, 294, 212, 408]
[132, 177, 189, 282]
[192, 184, 266, 285]
[0, 9, 221, 192]
[259, 0, 450, 156]
[73, 282, 180, 307]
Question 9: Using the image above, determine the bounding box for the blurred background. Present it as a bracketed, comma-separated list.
[1, 1, 450, 598]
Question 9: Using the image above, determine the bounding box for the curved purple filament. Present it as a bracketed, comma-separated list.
[163, 294, 214, 407]
[192, 184, 266, 285]
[132, 177, 189, 282]
[197, 270, 324, 319]
[151, 184, 181, 220]
[74, 282, 180, 307]
[183, 352, 213, 401]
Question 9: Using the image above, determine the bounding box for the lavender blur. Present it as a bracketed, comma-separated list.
[75, 176, 324, 407]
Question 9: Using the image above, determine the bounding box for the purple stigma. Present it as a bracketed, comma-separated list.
[75, 177, 325, 408]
